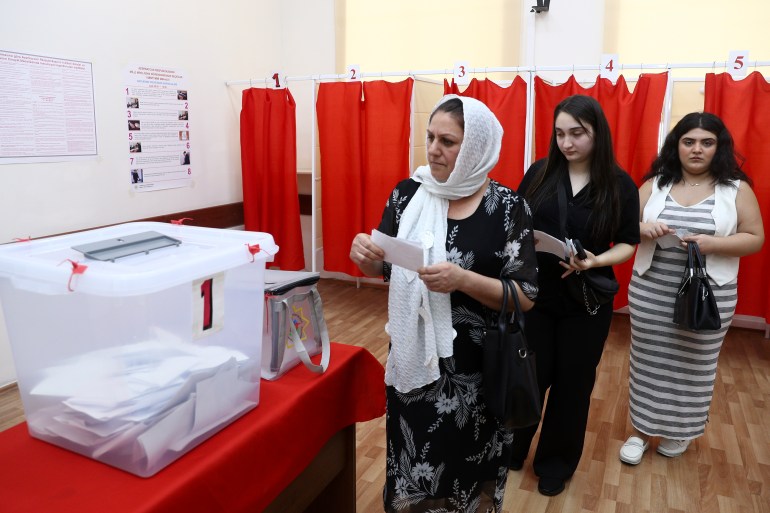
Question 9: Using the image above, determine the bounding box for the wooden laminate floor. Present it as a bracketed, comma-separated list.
[1, 278, 768, 512]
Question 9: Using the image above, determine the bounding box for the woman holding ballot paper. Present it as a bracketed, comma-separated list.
[350, 95, 538, 512]
[510, 95, 639, 496]
[619, 112, 764, 465]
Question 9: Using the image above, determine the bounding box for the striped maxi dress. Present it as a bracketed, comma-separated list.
[627, 194, 737, 440]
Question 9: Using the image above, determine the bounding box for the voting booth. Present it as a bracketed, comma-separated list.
[0, 222, 277, 477]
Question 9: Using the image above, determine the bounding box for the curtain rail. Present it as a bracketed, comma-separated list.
[225, 60, 770, 86]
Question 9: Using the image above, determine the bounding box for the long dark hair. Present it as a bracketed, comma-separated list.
[644, 112, 751, 187]
[525, 94, 621, 243]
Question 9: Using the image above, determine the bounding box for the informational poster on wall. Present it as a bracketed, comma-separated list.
[125, 64, 191, 192]
[0, 50, 97, 164]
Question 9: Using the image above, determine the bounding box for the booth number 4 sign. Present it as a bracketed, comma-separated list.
[601, 54, 619, 82]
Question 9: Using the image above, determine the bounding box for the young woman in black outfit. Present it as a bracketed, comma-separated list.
[511, 94, 640, 496]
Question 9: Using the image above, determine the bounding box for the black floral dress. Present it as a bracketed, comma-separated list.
[379, 178, 538, 513]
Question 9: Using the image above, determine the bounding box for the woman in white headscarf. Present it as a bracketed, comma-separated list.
[350, 95, 538, 512]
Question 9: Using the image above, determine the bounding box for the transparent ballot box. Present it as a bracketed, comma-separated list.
[0, 222, 277, 477]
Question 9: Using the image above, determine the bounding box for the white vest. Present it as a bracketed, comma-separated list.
[633, 176, 740, 286]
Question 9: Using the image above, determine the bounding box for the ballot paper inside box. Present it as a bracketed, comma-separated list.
[0, 222, 277, 477]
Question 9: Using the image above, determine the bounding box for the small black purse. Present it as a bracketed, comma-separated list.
[557, 180, 618, 315]
[482, 278, 542, 429]
[565, 269, 619, 315]
[673, 241, 721, 331]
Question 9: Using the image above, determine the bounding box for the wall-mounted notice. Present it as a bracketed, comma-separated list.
[0, 50, 97, 164]
[125, 64, 191, 192]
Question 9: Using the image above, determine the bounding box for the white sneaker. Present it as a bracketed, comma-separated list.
[656, 438, 691, 457]
[619, 436, 649, 465]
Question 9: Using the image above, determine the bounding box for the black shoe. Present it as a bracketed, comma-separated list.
[537, 476, 565, 496]
[508, 458, 524, 471]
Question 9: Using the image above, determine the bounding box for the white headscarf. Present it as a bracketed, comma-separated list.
[384, 95, 503, 393]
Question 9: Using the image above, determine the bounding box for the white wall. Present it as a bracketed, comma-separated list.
[521, 0, 606, 83]
[0, 0, 336, 387]
[342, 0, 521, 72]
[1, 1, 271, 243]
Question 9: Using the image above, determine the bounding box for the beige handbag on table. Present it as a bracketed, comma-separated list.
[261, 270, 331, 380]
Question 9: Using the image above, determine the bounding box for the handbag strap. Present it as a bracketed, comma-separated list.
[678, 242, 696, 296]
[500, 278, 531, 355]
[679, 241, 709, 296]
[685, 240, 695, 277]
[282, 288, 330, 374]
[496, 276, 510, 334]
[687, 241, 708, 277]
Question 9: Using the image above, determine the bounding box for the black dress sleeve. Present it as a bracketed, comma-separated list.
[503, 187, 539, 301]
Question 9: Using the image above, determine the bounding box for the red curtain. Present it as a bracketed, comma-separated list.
[705, 72, 770, 321]
[240, 87, 305, 270]
[445, 77, 529, 189]
[316, 79, 414, 276]
[534, 73, 669, 309]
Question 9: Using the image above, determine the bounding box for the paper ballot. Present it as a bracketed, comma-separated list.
[656, 233, 683, 249]
[533, 230, 569, 259]
[371, 229, 424, 272]
[28, 337, 255, 468]
[656, 229, 690, 249]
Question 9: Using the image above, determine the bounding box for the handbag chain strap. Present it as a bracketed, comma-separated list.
[580, 280, 600, 315]
[557, 179, 600, 315]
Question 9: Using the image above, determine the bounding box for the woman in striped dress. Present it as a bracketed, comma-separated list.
[619, 112, 764, 465]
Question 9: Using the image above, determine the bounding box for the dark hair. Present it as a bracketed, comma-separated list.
[430, 98, 464, 130]
[525, 94, 621, 243]
[644, 112, 751, 187]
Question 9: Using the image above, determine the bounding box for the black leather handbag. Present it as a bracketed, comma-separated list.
[673, 241, 721, 331]
[482, 278, 542, 429]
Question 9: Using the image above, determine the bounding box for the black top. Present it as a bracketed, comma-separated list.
[518, 159, 640, 303]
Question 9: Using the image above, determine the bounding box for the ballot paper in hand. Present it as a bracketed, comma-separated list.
[371, 229, 423, 272]
[533, 230, 568, 259]
[656, 233, 684, 249]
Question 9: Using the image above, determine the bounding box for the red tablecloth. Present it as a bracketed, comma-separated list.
[0, 343, 385, 513]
